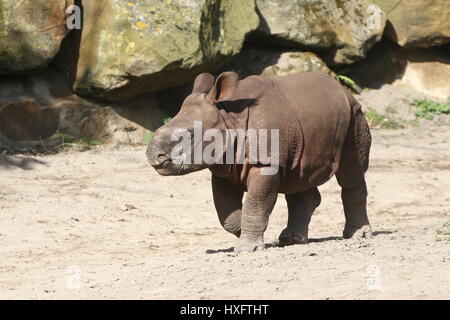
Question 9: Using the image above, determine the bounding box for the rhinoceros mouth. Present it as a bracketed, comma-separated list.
[152, 158, 186, 176]
[152, 157, 171, 169]
[154, 167, 177, 176]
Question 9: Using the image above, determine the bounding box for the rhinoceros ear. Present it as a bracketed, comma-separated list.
[206, 71, 239, 104]
[192, 73, 215, 94]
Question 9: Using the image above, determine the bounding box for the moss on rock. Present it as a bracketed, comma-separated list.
[72, 0, 259, 101]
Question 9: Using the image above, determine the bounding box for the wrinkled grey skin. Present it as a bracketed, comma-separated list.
[147, 71, 372, 253]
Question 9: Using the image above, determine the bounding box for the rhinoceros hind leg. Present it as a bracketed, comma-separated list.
[336, 101, 372, 239]
[337, 174, 372, 239]
[279, 187, 321, 247]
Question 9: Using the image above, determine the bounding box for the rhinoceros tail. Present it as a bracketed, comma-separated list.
[354, 103, 371, 172]
[346, 90, 371, 172]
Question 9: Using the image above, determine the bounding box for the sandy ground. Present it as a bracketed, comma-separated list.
[1, 119, 449, 299]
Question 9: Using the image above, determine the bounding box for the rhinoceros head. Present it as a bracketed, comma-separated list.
[147, 72, 239, 175]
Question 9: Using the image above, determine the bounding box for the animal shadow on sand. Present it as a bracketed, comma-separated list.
[0, 154, 46, 170]
[205, 231, 395, 254]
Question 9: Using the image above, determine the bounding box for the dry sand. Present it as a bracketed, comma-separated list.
[0, 120, 449, 299]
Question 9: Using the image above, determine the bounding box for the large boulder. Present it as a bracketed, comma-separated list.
[373, 0, 450, 47]
[392, 47, 450, 100]
[221, 45, 332, 78]
[0, 0, 72, 74]
[253, 0, 386, 64]
[69, 0, 259, 101]
[347, 40, 450, 100]
[0, 68, 166, 144]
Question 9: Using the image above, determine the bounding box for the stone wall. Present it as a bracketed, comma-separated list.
[0, 0, 447, 146]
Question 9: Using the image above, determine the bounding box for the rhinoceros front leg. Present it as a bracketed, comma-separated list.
[211, 175, 243, 237]
[279, 187, 321, 246]
[235, 168, 280, 254]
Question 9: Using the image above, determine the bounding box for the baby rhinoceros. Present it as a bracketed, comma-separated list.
[147, 71, 372, 253]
